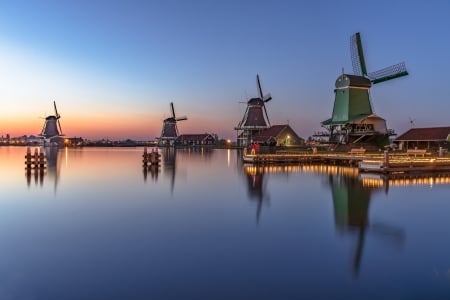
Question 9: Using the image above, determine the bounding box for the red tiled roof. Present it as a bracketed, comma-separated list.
[252, 124, 303, 143]
[253, 125, 287, 138]
[395, 127, 450, 141]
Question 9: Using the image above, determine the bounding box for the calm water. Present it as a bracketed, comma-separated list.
[1, 146, 450, 299]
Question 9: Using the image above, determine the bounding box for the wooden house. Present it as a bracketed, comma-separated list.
[251, 124, 304, 146]
[394, 127, 450, 150]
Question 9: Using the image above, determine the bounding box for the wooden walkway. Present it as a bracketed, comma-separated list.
[243, 150, 450, 174]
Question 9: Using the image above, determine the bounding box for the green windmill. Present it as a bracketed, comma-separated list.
[321, 32, 408, 147]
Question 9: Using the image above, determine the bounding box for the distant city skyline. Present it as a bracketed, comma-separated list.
[1, 0, 449, 140]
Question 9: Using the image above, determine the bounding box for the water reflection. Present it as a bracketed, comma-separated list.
[329, 171, 405, 277]
[145, 147, 215, 193]
[25, 146, 61, 191]
[143, 147, 160, 182]
[243, 165, 270, 224]
[241, 164, 410, 276]
[162, 147, 176, 193]
[360, 172, 450, 190]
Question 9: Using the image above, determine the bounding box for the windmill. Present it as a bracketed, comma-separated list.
[408, 117, 416, 128]
[235, 74, 272, 147]
[40, 101, 64, 146]
[321, 32, 408, 147]
[158, 102, 187, 146]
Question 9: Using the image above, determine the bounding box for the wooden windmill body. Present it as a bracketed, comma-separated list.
[40, 101, 64, 146]
[235, 75, 272, 147]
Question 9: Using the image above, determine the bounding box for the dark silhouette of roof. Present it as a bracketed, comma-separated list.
[335, 74, 372, 89]
[176, 134, 215, 142]
[395, 127, 450, 141]
[252, 124, 303, 143]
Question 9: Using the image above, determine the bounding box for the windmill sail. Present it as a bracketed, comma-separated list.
[54, 101, 63, 135]
[367, 62, 408, 84]
[350, 32, 367, 76]
[257, 74, 272, 102]
[350, 32, 408, 84]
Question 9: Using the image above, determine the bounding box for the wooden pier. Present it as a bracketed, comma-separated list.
[243, 149, 368, 167]
[243, 148, 450, 174]
[25, 146, 47, 172]
[143, 147, 161, 167]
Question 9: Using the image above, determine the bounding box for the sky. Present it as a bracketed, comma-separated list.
[1, 0, 449, 140]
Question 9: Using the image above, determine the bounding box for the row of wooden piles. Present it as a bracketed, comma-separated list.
[143, 147, 161, 181]
[25, 146, 46, 173]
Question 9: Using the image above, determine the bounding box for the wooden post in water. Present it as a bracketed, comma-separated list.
[33, 148, 39, 170]
[39, 147, 45, 172]
[143, 147, 161, 167]
[143, 147, 148, 166]
[25, 146, 32, 172]
[384, 150, 389, 168]
[25, 147, 46, 173]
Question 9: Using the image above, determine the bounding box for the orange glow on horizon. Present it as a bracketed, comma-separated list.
[0, 113, 237, 140]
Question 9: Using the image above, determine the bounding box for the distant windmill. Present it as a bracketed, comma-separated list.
[235, 74, 272, 147]
[408, 117, 416, 128]
[40, 101, 64, 145]
[158, 102, 187, 146]
[321, 32, 408, 147]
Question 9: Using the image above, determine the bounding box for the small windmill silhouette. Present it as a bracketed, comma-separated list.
[40, 101, 64, 144]
[158, 102, 187, 145]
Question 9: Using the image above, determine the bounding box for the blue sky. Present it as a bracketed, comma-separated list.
[1, 0, 449, 140]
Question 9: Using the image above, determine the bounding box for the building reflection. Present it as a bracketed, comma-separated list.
[26, 146, 61, 192]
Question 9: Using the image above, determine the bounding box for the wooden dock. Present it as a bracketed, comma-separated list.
[243, 149, 450, 174]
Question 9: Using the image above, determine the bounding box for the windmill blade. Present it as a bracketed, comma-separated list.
[263, 105, 271, 127]
[350, 32, 368, 76]
[175, 116, 187, 121]
[170, 102, 176, 118]
[367, 62, 408, 84]
[263, 93, 272, 102]
[57, 119, 63, 135]
[368, 222, 405, 248]
[53, 101, 60, 118]
[256, 74, 263, 99]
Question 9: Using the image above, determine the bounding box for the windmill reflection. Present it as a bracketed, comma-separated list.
[144, 147, 214, 194]
[243, 165, 270, 224]
[240, 163, 409, 276]
[162, 147, 176, 193]
[329, 171, 405, 277]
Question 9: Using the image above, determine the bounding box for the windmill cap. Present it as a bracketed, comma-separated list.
[335, 74, 371, 88]
[247, 97, 265, 105]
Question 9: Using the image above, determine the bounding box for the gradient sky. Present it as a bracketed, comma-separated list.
[1, 0, 449, 140]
